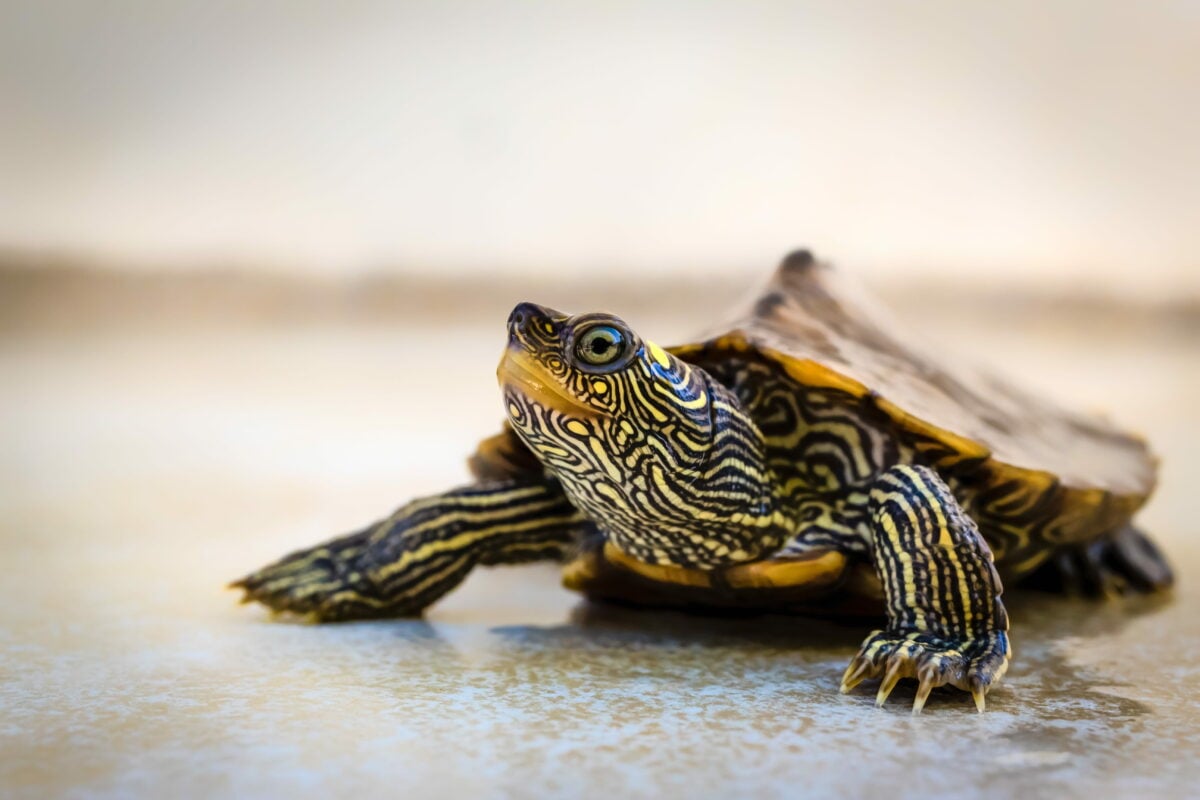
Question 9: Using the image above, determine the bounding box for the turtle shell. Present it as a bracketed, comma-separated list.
[670, 251, 1155, 564]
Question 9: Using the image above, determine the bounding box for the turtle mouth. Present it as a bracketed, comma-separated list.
[497, 348, 598, 418]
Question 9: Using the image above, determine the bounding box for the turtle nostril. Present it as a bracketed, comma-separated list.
[508, 302, 567, 343]
[508, 302, 545, 337]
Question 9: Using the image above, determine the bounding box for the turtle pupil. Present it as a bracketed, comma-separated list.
[577, 326, 625, 367]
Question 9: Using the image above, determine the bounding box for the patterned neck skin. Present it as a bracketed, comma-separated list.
[498, 302, 793, 569]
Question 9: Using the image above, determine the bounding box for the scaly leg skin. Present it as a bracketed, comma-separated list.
[840, 465, 1011, 714]
[1019, 524, 1174, 597]
[231, 480, 590, 621]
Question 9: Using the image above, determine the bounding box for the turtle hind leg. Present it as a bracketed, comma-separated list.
[840, 465, 1011, 713]
[231, 480, 588, 621]
[1019, 525, 1174, 597]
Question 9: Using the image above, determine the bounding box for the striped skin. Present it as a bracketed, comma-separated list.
[501, 304, 791, 570]
[232, 480, 593, 621]
[695, 352, 898, 556]
[684, 344, 1162, 591]
[839, 465, 1009, 713]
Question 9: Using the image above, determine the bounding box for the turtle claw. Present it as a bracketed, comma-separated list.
[839, 658, 872, 694]
[912, 679, 934, 714]
[840, 629, 1010, 713]
[874, 658, 904, 706]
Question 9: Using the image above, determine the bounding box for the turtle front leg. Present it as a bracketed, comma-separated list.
[231, 479, 590, 621]
[840, 465, 1011, 713]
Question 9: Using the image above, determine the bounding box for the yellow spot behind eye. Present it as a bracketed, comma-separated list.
[591, 381, 608, 394]
[648, 342, 671, 369]
[542, 322, 554, 333]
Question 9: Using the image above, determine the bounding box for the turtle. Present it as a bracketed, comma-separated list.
[232, 249, 1173, 712]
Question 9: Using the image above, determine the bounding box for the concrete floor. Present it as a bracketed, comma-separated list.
[2, 283, 1198, 799]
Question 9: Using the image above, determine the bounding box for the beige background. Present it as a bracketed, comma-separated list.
[2, 0, 1199, 298]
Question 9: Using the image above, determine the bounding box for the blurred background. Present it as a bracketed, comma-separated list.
[3, 0, 1199, 295]
[3, 3, 1199, 799]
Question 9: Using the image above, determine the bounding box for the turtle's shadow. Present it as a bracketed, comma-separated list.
[579, 599, 878, 645]
[492, 600, 873, 651]
[493, 590, 1172, 652]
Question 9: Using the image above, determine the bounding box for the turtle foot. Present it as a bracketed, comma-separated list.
[1022, 525, 1174, 597]
[840, 629, 1010, 713]
[230, 527, 393, 621]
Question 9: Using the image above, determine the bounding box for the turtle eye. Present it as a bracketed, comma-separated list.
[575, 325, 626, 368]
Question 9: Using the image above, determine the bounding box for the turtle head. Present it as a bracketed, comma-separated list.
[498, 302, 713, 469]
[498, 302, 782, 568]
[496, 303, 710, 460]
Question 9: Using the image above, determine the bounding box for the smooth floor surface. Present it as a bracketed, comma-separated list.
[2, 293, 1198, 799]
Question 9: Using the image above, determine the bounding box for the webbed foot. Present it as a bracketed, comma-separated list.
[840, 629, 1010, 713]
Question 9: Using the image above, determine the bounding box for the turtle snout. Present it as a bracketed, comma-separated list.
[507, 302, 564, 344]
